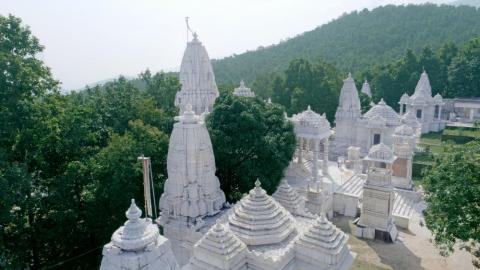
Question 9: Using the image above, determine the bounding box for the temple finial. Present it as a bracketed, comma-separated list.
[255, 179, 261, 188]
[126, 199, 142, 221]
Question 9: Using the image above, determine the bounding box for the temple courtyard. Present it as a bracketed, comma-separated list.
[334, 213, 475, 270]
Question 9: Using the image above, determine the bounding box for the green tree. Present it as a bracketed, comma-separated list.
[140, 69, 181, 116]
[423, 140, 480, 268]
[207, 94, 296, 201]
[448, 38, 480, 97]
[359, 92, 372, 113]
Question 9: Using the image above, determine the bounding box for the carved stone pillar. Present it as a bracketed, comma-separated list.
[312, 139, 319, 184]
[298, 137, 303, 163]
[322, 138, 329, 177]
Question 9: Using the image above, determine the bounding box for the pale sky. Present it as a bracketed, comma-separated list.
[0, 0, 448, 90]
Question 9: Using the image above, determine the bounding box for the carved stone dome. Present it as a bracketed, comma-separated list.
[399, 93, 410, 103]
[365, 143, 396, 163]
[291, 106, 331, 138]
[227, 180, 296, 246]
[433, 93, 443, 103]
[394, 124, 414, 137]
[364, 99, 401, 126]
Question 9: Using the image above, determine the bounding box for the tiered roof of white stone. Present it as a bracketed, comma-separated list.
[233, 80, 255, 97]
[360, 79, 372, 98]
[100, 200, 180, 270]
[189, 223, 248, 270]
[290, 106, 331, 139]
[364, 99, 401, 127]
[295, 213, 351, 268]
[159, 104, 225, 227]
[402, 110, 421, 128]
[175, 33, 219, 114]
[227, 180, 297, 246]
[335, 73, 362, 120]
[400, 70, 443, 106]
[273, 179, 313, 217]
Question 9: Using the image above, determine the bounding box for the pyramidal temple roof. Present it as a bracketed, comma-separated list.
[336, 73, 361, 118]
[273, 179, 305, 216]
[295, 214, 351, 267]
[189, 223, 247, 270]
[414, 70, 432, 96]
[361, 79, 372, 98]
[175, 33, 219, 114]
[227, 180, 296, 246]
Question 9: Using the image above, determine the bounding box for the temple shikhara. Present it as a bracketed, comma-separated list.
[100, 27, 444, 270]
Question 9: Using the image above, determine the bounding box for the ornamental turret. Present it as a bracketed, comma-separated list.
[175, 33, 219, 114]
[361, 79, 372, 98]
[100, 200, 180, 270]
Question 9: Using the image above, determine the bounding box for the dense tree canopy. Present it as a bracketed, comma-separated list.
[423, 140, 480, 268]
[207, 94, 296, 201]
[212, 4, 480, 86]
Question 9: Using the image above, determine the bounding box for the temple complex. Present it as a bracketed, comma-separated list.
[175, 33, 219, 115]
[100, 28, 431, 269]
[233, 80, 255, 97]
[100, 200, 179, 270]
[398, 70, 446, 133]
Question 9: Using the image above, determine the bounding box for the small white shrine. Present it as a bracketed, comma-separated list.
[355, 144, 398, 242]
[175, 33, 219, 115]
[287, 106, 334, 217]
[360, 79, 372, 98]
[398, 70, 446, 133]
[233, 80, 255, 97]
[100, 200, 179, 270]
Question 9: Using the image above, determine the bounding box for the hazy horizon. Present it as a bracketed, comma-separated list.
[0, 0, 450, 90]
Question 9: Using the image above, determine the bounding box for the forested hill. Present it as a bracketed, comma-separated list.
[212, 4, 480, 85]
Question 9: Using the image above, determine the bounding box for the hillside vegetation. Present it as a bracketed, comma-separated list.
[212, 4, 480, 85]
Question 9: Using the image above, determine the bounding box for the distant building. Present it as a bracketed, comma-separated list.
[233, 79, 255, 97]
[398, 70, 446, 133]
[443, 97, 480, 125]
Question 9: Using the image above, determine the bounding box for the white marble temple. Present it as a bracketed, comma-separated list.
[233, 80, 255, 97]
[398, 70, 446, 133]
[100, 200, 179, 270]
[361, 79, 372, 98]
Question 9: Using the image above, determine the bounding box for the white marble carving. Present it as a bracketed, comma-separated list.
[398, 70, 446, 133]
[233, 80, 255, 97]
[159, 104, 226, 265]
[100, 199, 180, 270]
[355, 144, 398, 242]
[175, 33, 219, 115]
